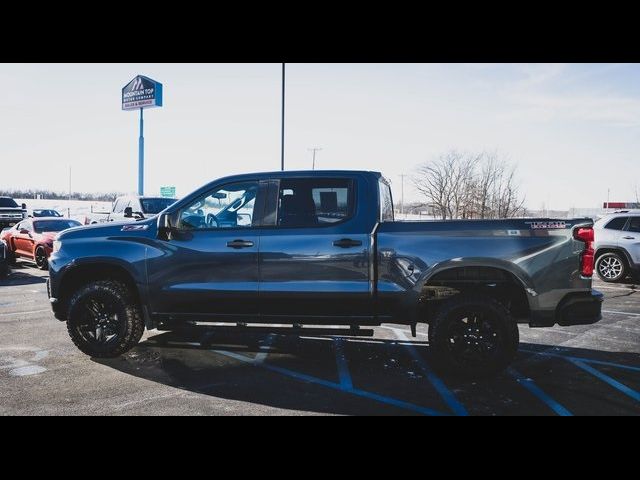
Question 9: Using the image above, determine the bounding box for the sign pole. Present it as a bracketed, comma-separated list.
[281, 62, 285, 171]
[138, 107, 144, 196]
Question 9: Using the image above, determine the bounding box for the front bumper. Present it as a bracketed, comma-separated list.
[530, 290, 604, 327]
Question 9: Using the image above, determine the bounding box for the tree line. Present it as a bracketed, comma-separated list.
[412, 150, 526, 220]
[0, 189, 123, 202]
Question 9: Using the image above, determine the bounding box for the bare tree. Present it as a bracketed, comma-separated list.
[412, 150, 526, 220]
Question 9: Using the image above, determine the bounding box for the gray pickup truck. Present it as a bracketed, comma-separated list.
[47, 170, 602, 376]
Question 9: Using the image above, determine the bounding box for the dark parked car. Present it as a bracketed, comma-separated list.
[47, 170, 602, 376]
[0, 240, 9, 279]
[1, 218, 82, 270]
[30, 209, 63, 218]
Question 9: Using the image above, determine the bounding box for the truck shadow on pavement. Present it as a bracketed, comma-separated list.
[94, 328, 640, 416]
[0, 266, 47, 287]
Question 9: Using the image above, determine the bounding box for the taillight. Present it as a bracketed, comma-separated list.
[574, 227, 595, 277]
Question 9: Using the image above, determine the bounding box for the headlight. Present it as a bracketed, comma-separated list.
[52, 241, 62, 253]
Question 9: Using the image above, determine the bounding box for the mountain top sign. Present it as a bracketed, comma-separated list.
[122, 75, 163, 111]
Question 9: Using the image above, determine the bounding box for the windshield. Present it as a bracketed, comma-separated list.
[141, 198, 177, 214]
[33, 219, 81, 233]
[0, 198, 19, 208]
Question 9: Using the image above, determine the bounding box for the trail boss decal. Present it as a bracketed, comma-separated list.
[526, 221, 568, 230]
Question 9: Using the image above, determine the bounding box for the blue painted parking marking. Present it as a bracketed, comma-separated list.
[390, 328, 468, 416]
[213, 348, 447, 416]
[334, 338, 353, 390]
[569, 359, 640, 403]
[508, 367, 572, 416]
[519, 347, 640, 372]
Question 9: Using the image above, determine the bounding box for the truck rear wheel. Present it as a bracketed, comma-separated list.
[66, 280, 144, 358]
[428, 294, 519, 377]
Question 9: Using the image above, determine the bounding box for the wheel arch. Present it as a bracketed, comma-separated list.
[595, 247, 633, 267]
[417, 260, 534, 320]
[57, 259, 146, 320]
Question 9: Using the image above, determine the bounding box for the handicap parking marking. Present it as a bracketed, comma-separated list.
[386, 327, 468, 416]
[507, 367, 572, 416]
[334, 338, 353, 390]
[213, 344, 448, 416]
[568, 359, 640, 403]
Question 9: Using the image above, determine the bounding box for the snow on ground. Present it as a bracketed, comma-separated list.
[17, 198, 112, 224]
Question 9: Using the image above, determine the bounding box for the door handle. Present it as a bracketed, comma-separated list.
[333, 238, 363, 248]
[226, 239, 254, 249]
[622, 236, 636, 240]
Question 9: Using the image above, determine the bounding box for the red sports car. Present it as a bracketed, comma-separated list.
[1, 217, 82, 270]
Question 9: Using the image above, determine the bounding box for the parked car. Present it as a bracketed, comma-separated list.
[593, 212, 640, 282]
[30, 209, 63, 218]
[1, 218, 82, 270]
[0, 197, 27, 230]
[88, 196, 179, 224]
[0, 240, 9, 279]
[47, 170, 602, 376]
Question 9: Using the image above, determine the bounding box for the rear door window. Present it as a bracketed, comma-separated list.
[627, 217, 640, 233]
[605, 217, 629, 230]
[276, 178, 354, 227]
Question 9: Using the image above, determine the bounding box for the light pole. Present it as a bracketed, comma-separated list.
[281, 63, 285, 171]
[308, 147, 322, 170]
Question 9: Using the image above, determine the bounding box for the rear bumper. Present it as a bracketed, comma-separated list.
[530, 290, 604, 327]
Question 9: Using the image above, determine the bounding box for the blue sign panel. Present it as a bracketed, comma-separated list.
[122, 75, 163, 110]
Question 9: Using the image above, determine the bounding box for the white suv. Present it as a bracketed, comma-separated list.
[594, 212, 640, 282]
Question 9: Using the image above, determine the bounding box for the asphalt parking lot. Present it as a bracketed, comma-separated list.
[1, 264, 638, 416]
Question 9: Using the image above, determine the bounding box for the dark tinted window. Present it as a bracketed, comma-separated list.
[605, 217, 629, 230]
[33, 220, 81, 233]
[277, 178, 354, 227]
[627, 217, 640, 233]
[0, 198, 19, 208]
[141, 198, 177, 214]
[33, 210, 61, 217]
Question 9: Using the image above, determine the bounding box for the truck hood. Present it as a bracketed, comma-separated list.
[57, 218, 158, 241]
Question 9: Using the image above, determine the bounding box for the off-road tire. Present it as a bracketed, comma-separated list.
[66, 280, 144, 358]
[428, 294, 519, 377]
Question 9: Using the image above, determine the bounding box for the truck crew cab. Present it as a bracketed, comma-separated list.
[47, 171, 603, 376]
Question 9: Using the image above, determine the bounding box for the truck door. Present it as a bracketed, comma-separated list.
[146, 180, 262, 318]
[258, 176, 372, 320]
[14, 221, 34, 258]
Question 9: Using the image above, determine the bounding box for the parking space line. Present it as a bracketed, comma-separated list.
[334, 338, 353, 390]
[388, 327, 468, 416]
[213, 349, 447, 416]
[568, 359, 640, 403]
[602, 310, 640, 317]
[507, 368, 572, 416]
[0, 309, 50, 317]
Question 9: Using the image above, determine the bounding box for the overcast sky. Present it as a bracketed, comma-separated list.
[0, 63, 638, 210]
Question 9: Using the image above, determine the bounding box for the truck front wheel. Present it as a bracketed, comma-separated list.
[428, 294, 519, 377]
[66, 280, 144, 358]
